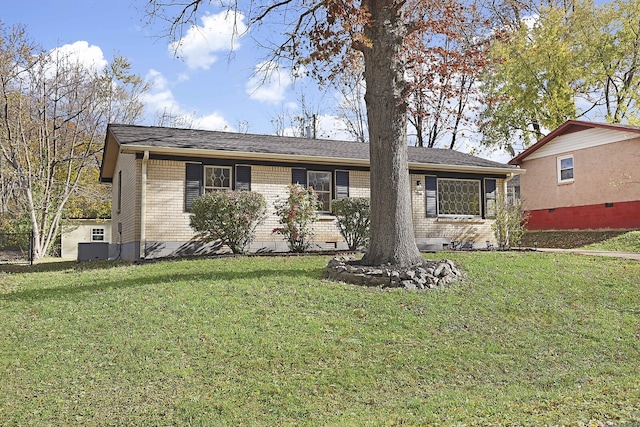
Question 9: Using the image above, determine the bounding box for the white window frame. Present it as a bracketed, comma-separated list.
[204, 165, 232, 192]
[91, 228, 105, 242]
[437, 178, 482, 218]
[307, 170, 332, 213]
[557, 155, 574, 184]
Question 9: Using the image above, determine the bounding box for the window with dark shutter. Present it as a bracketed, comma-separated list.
[335, 171, 349, 199]
[235, 165, 251, 191]
[425, 175, 437, 218]
[291, 168, 307, 187]
[185, 163, 203, 212]
[485, 178, 497, 219]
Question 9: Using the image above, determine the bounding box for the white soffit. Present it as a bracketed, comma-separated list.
[526, 128, 639, 160]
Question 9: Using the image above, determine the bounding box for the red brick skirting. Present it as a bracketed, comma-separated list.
[526, 200, 640, 230]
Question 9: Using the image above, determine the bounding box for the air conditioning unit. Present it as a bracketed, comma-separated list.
[77, 242, 109, 261]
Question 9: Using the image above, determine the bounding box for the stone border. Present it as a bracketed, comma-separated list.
[325, 256, 462, 290]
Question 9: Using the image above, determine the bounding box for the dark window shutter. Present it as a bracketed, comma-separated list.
[292, 168, 307, 187]
[425, 175, 438, 218]
[485, 178, 497, 218]
[185, 163, 203, 212]
[335, 171, 349, 199]
[235, 165, 251, 191]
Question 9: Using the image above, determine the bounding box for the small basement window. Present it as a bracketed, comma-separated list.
[91, 228, 105, 241]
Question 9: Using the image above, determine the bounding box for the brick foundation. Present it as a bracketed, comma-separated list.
[526, 200, 640, 230]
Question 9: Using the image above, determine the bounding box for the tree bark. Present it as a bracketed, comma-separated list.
[360, 1, 423, 267]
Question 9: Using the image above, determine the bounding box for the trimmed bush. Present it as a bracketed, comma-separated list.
[189, 191, 267, 254]
[331, 197, 371, 251]
[272, 184, 319, 252]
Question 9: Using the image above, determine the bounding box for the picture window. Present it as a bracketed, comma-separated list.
[204, 166, 231, 191]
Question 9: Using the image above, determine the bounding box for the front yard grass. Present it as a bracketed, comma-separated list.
[522, 230, 640, 252]
[580, 231, 640, 253]
[1, 253, 639, 426]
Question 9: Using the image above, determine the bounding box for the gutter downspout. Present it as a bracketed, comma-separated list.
[139, 151, 149, 260]
[503, 171, 517, 247]
[503, 171, 516, 198]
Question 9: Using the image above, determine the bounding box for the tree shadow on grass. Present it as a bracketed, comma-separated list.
[1, 259, 128, 274]
[0, 264, 326, 302]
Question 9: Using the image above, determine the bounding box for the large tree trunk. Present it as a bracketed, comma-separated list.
[360, 1, 423, 267]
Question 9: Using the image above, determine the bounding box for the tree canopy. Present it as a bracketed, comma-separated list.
[479, 0, 640, 153]
[0, 22, 148, 258]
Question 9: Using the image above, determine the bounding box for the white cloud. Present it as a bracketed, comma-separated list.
[142, 69, 232, 131]
[281, 113, 354, 141]
[49, 41, 108, 71]
[43, 41, 108, 78]
[246, 61, 294, 104]
[169, 10, 247, 70]
[142, 69, 180, 113]
[193, 113, 232, 131]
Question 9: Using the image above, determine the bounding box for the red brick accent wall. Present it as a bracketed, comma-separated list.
[526, 200, 640, 230]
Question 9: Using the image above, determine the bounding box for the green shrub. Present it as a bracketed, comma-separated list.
[0, 214, 32, 253]
[272, 184, 319, 252]
[331, 197, 370, 251]
[189, 191, 267, 254]
[492, 194, 529, 249]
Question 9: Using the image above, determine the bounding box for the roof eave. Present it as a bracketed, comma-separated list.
[509, 119, 640, 165]
[409, 162, 523, 175]
[119, 144, 372, 167]
[118, 144, 520, 175]
[99, 127, 120, 182]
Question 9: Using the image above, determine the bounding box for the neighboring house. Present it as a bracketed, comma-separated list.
[509, 120, 640, 230]
[61, 219, 111, 259]
[99, 124, 522, 261]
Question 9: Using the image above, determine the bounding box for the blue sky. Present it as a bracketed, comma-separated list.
[2, 0, 513, 162]
[2, 0, 339, 135]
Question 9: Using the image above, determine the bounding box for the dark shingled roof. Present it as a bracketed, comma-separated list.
[106, 124, 515, 171]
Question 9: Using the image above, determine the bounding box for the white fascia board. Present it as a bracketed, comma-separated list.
[408, 162, 523, 175]
[119, 145, 369, 167]
[120, 144, 521, 175]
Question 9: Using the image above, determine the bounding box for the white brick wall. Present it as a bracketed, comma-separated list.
[145, 159, 193, 241]
[116, 160, 501, 255]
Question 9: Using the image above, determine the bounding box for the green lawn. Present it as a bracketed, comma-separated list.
[580, 231, 640, 253]
[1, 253, 639, 426]
[522, 230, 640, 252]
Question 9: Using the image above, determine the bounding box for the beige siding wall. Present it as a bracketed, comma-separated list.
[521, 138, 640, 211]
[110, 153, 140, 244]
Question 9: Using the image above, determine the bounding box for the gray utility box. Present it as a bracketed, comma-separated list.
[77, 242, 109, 261]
